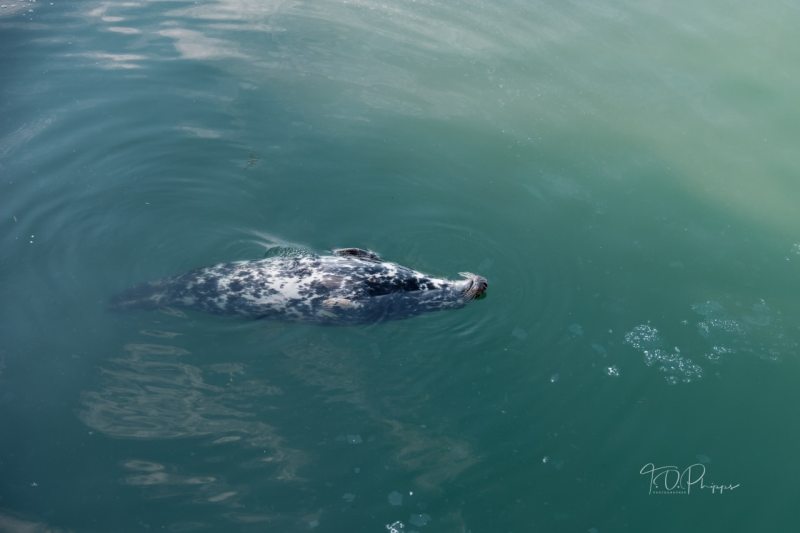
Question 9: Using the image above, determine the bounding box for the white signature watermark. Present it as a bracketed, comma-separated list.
[640, 463, 740, 495]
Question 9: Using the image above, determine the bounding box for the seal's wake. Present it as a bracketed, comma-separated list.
[111, 248, 488, 325]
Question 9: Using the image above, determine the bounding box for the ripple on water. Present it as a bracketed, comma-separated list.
[79, 342, 308, 483]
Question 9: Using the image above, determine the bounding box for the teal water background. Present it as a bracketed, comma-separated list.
[2, 1, 800, 531]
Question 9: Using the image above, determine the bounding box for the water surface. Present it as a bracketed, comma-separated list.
[2, 1, 800, 531]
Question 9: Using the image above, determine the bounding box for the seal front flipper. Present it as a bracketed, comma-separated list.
[331, 248, 382, 261]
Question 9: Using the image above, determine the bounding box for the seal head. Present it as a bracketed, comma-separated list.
[459, 272, 489, 301]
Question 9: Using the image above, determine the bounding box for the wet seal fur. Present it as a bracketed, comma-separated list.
[111, 248, 488, 325]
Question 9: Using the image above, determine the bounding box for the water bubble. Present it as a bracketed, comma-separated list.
[706, 345, 733, 361]
[642, 349, 657, 366]
[346, 434, 362, 445]
[624, 324, 660, 350]
[697, 318, 744, 338]
[651, 349, 703, 384]
[386, 521, 405, 533]
[605, 366, 620, 377]
[625, 326, 703, 384]
[549, 373, 560, 384]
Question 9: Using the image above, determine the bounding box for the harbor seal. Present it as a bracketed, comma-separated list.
[111, 248, 488, 325]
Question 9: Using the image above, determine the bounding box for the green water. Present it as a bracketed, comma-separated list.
[2, 0, 800, 531]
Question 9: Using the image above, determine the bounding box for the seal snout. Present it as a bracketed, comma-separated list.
[459, 272, 488, 300]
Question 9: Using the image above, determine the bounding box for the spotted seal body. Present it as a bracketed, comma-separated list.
[112, 248, 488, 325]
